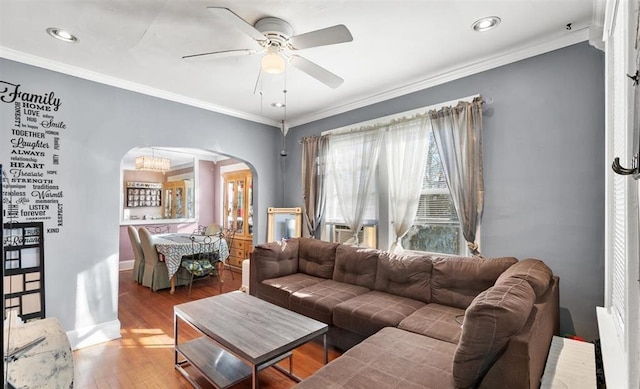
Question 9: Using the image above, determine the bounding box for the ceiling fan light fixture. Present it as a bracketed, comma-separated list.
[261, 50, 286, 74]
[471, 16, 501, 32]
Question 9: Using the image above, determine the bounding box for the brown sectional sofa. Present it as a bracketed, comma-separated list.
[249, 237, 559, 389]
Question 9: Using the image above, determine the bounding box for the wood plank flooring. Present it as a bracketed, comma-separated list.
[72, 269, 340, 389]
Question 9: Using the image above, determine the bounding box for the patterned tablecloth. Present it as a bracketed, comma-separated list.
[154, 233, 229, 279]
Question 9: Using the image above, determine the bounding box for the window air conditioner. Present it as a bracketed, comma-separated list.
[332, 225, 377, 248]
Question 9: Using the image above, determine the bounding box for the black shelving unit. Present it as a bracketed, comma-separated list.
[3, 221, 45, 322]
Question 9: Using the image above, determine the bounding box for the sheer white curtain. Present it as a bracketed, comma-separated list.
[386, 116, 430, 253]
[328, 128, 384, 245]
[429, 97, 484, 255]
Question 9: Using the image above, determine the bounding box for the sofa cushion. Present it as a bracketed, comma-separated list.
[289, 279, 370, 324]
[398, 303, 464, 344]
[293, 327, 456, 389]
[251, 239, 300, 280]
[298, 238, 339, 279]
[332, 245, 379, 289]
[431, 256, 518, 309]
[453, 277, 536, 389]
[495, 258, 553, 298]
[259, 273, 325, 308]
[374, 251, 432, 303]
[333, 291, 426, 337]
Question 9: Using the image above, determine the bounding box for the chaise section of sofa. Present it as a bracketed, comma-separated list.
[294, 326, 458, 389]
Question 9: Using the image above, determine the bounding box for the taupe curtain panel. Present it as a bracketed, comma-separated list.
[429, 97, 484, 255]
[301, 135, 329, 238]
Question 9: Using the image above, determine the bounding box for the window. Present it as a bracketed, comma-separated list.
[323, 116, 464, 255]
[401, 130, 461, 254]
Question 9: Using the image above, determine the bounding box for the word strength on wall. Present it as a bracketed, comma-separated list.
[1, 80, 65, 234]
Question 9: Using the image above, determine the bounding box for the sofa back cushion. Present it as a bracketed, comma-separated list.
[453, 277, 536, 389]
[251, 239, 299, 280]
[298, 238, 339, 279]
[495, 258, 553, 298]
[431, 256, 518, 309]
[332, 245, 379, 289]
[374, 252, 432, 303]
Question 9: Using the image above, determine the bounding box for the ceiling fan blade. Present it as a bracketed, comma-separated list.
[182, 49, 257, 62]
[289, 55, 344, 89]
[207, 7, 266, 42]
[288, 25, 353, 50]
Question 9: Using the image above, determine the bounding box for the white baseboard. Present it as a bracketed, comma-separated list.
[66, 319, 122, 350]
[119, 259, 134, 271]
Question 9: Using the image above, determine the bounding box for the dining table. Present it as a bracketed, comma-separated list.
[154, 233, 230, 294]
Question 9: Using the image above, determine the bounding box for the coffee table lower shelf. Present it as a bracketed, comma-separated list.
[176, 337, 295, 389]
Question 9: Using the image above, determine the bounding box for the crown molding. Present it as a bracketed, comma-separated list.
[288, 28, 590, 127]
[2, 28, 588, 130]
[0, 47, 280, 128]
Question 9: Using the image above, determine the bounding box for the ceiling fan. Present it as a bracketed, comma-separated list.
[182, 7, 353, 89]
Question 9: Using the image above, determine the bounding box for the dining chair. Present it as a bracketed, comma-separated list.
[146, 225, 171, 234]
[138, 227, 172, 291]
[204, 222, 222, 236]
[220, 227, 236, 280]
[180, 235, 223, 296]
[127, 226, 145, 283]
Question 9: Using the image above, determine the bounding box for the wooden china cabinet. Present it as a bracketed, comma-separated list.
[222, 170, 253, 271]
[162, 180, 194, 219]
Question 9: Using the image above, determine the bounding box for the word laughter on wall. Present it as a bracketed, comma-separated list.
[1, 80, 65, 234]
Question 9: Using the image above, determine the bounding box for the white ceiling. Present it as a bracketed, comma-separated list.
[0, 1, 599, 128]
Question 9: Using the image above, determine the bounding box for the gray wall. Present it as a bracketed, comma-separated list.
[1, 58, 280, 347]
[284, 42, 605, 340]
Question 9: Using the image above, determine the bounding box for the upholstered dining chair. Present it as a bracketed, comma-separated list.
[180, 235, 223, 296]
[138, 227, 172, 291]
[204, 222, 222, 236]
[220, 227, 236, 280]
[127, 226, 145, 283]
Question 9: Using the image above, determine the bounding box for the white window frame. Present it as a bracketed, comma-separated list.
[598, 0, 640, 388]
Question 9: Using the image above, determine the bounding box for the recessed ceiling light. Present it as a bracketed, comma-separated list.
[46, 27, 78, 43]
[471, 16, 501, 32]
[271, 102, 285, 108]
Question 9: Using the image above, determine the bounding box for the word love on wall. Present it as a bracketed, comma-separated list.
[1, 80, 65, 234]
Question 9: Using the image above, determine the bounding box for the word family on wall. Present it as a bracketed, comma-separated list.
[1, 80, 66, 235]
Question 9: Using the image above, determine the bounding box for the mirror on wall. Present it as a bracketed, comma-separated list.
[121, 147, 196, 222]
[267, 207, 302, 242]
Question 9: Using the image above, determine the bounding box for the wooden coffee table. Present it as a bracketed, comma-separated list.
[174, 291, 328, 389]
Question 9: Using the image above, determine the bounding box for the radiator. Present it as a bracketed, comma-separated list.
[540, 335, 596, 389]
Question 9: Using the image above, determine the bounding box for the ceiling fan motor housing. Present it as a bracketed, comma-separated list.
[255, 17, 293, 47]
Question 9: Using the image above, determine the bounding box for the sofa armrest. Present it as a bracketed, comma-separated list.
[249, 239, 300, 296]
[480, 276, 560, 389]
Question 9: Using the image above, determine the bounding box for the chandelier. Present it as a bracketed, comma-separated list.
[135, 150, 171, 173]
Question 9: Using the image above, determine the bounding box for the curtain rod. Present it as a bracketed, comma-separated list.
[321, 94, 483, 136]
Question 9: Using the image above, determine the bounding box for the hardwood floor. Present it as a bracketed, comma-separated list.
[72, 269, 341, 389]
